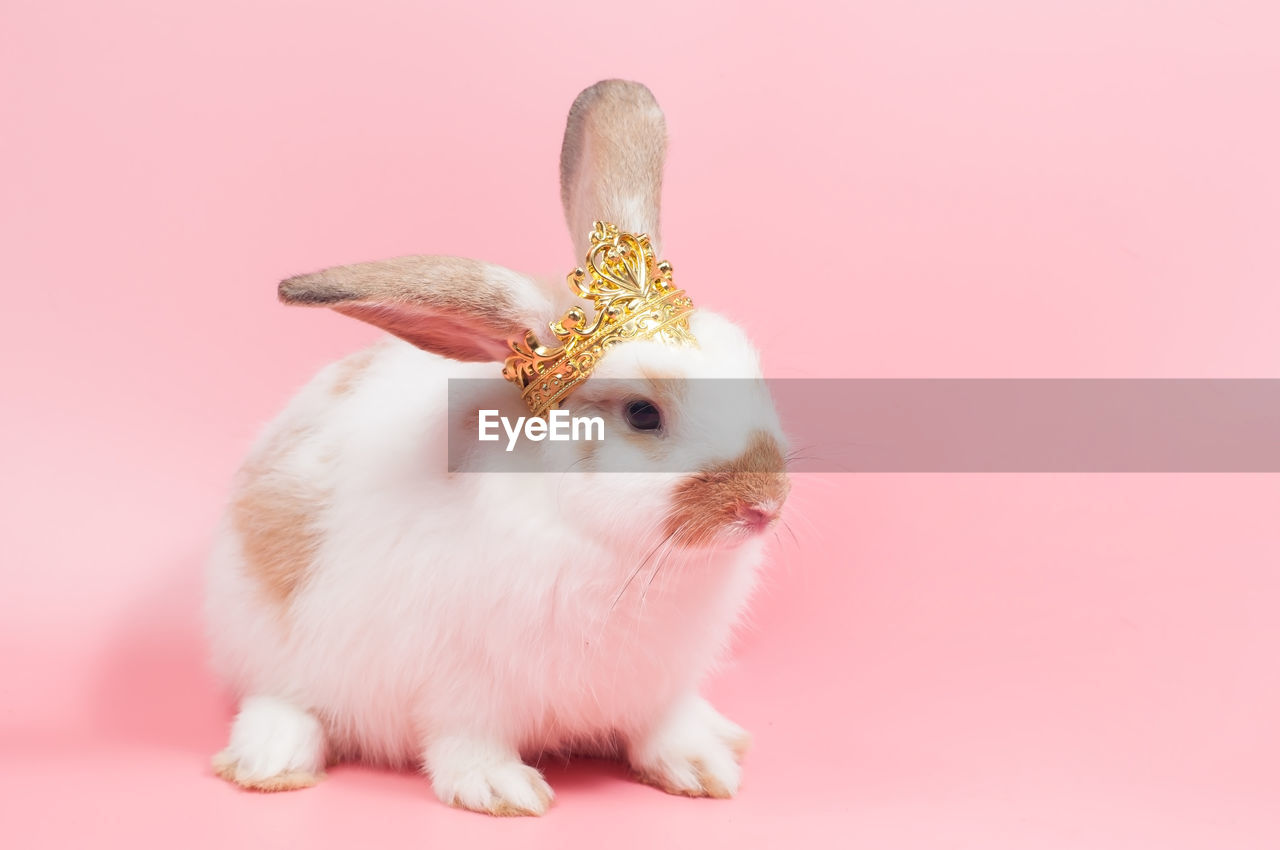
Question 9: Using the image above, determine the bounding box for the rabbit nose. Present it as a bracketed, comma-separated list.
[736, 503, 780, 531]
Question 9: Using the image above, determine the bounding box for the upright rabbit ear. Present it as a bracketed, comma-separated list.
[278, 256, 551, 362]
[560, 80, 668, 259]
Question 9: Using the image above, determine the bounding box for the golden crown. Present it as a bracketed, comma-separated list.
[502, 221, 697, 417]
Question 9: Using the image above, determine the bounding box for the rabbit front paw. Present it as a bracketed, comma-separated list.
[630, 695, 751, 798]
[212, 695, 327, 792]
[426, 736, 554, 816]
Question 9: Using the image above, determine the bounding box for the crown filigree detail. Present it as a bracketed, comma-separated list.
[502, 221, 697, 417]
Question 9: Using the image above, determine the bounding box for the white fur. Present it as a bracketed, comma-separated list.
[206, 313, 785, 811]
[213, 696, 326, 786]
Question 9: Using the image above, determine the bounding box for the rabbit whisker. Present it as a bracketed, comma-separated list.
[781, 517, 800, 547]
[639, 529, 682, 605]
[609, 527, 678, 615]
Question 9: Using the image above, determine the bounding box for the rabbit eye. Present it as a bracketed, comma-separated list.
[625, 399, 662, 432]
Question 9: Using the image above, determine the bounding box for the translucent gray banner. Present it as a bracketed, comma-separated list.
[446, 379, 1280, 472]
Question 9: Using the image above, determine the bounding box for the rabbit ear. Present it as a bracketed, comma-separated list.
[560, 80, 667, 259]
[279, 256, 551, 362]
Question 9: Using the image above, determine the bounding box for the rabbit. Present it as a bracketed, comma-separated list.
[205, 79, 791, 816]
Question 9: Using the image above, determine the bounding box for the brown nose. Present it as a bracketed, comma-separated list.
[665, 430, 791, 548]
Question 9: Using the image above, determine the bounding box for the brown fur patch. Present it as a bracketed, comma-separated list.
[483, 784, 553, 817]
[576, 430, 602, 466]
[230, 426, 326, 607]
[331, 347, 377, 397]
[665, 431, 790, 548]
[640, 366, 687, 386]
[693, 759, 734, 799]
[211, 750, 323, 792]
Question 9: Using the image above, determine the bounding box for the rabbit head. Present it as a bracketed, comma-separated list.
[278, 80, 789, 552]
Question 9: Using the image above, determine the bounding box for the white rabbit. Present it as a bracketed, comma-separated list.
[206, 79, 790, 816]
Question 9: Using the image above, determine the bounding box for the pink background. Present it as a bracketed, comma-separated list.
[2, 1, 1278, 847]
